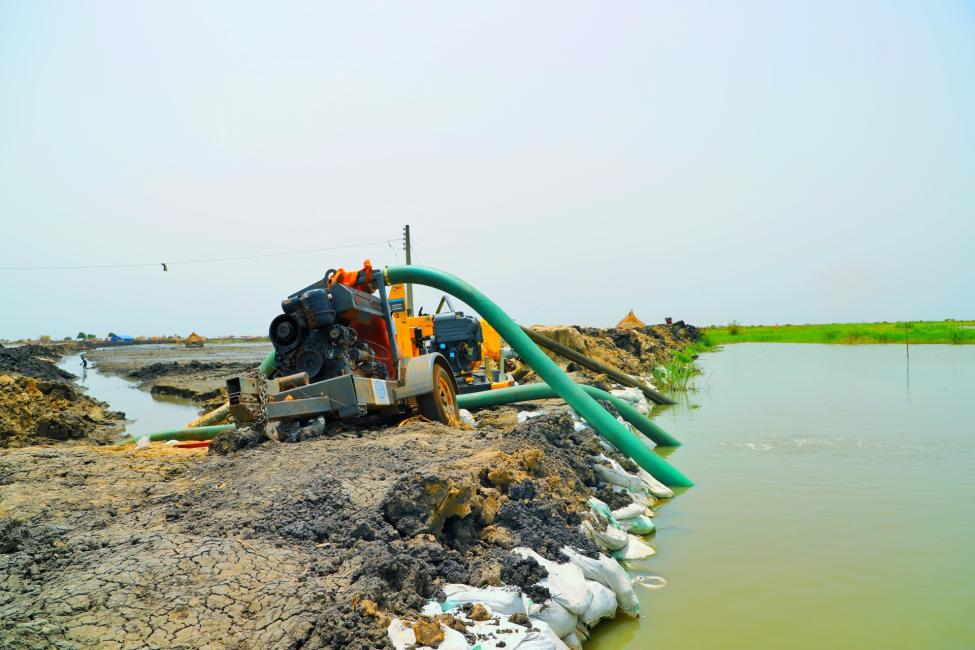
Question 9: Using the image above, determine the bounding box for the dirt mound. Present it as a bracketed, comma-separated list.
[530, 322, 701, 378]
[0, 374, 124, 448]
[128, 360, 251, 381]
[0, 344, 75, 381]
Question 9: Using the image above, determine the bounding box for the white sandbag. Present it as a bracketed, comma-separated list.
[518, 409, 547, 423]
[437, 625, 470, 650]
[611, 502, 649, 520]
[587, 497, 621, 526]
[619, 515, 655, 535]
[611, 534, 656, 562]
[574, 621, 591, 642]
[458, 408, 478, 428]
[569, 409, 591, 433]
[513, 548, 592, 616]
[434, 604, 544, 649]
[515, 619, 572, 650]
[611, 485, 655, 512]
[610, 387, 650, 415]
[441, 584, 529, 615]
[420, 601, 442, 617]
[562, 631, 583, 650]
[635, 467, 674, 499]
[593, 462, 647, 495]
[580, 520, 628, 551]
[580, 580, 618, 627]
[531, 599, 577, 639]
[387, 618, 415, 650]
[560, 547, 640, 616]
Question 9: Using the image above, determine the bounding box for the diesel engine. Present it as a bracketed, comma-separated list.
[268, 281, 390, 382]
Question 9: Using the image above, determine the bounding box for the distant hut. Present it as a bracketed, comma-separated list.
[109, 334, 135, 345]
[184, 332, 206, 348]
[615, 310, 647, 330]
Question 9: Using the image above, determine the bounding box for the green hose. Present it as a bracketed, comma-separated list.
[386, 265, 692, 487]
[125, 424, 234, 444]
[457, 382, 681, 448]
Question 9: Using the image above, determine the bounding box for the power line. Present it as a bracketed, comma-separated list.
[0, 239, 399, 271]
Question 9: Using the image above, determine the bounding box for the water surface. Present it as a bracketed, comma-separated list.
[590, 344, 975, 650]
[57, 354, 202, 437]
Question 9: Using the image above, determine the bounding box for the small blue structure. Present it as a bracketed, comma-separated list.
[109, 334, 135, 345]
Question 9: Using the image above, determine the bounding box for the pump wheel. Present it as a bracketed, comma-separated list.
[418, 364, 459, 425]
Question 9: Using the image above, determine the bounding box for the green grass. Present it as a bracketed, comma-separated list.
[704, 320, 975, 345]
[651, 339, 714, 392]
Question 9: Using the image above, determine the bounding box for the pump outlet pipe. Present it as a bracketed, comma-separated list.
[458, 382, 681, 448]
[385, 265, 692, 487]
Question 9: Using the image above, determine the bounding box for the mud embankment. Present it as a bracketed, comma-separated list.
[528, 322, 701, 380]
[0, 344, 124, 448]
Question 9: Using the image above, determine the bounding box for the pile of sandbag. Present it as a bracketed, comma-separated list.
[388, 543, 642, 650]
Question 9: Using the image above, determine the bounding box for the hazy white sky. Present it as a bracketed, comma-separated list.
[1, 1, 973, 339]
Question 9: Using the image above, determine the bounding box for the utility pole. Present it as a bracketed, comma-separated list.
[403, 225, 414, 316]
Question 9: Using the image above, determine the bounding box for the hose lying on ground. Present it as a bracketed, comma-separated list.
[457, 382, 681, 448]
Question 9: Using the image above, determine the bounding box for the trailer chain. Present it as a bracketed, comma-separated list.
[253, 371, 270, 434]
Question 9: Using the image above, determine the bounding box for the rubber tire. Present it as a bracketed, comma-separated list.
[418, 363, 459, 425]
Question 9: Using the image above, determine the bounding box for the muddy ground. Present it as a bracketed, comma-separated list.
[0, 411, 609, 649]
[0, 326, 699, 649]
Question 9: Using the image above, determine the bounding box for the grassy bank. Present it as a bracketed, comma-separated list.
[651, 339, 715, 391]
[704, 320, 975, 345]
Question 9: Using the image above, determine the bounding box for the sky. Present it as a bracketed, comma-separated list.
[1, 1, 973, 339]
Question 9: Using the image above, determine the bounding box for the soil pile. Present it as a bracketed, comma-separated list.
[0, 345, 124, 448]
[0, 411, 624, 649]
[0, 375, 124, 448]
[0, 344, 75, 382]
[128, 360, 251, 381]
[530, 321, 701, 378]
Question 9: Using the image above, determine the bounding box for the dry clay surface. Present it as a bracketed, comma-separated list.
[0, 411, 605, 650]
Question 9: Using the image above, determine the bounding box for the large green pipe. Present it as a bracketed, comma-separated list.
[125, 424, 234, 444]
[521, 326, 675, 406]
[385, 265, 692, 487]
[458, 382, 681, 448]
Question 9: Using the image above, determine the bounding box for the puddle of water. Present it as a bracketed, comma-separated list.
[58, 354, 202, 437]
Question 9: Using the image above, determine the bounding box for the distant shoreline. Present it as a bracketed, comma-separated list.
[704, 320, 975, 345]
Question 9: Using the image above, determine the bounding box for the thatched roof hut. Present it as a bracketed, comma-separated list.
[615, 310, 647, 330]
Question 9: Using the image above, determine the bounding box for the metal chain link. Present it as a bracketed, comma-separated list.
[253, 371, 270, 433]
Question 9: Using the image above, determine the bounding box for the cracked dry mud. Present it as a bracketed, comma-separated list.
[0, 411, 606, 649]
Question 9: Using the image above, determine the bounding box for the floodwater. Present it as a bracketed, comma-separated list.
[590, 344, 975, 650]
[57, 353, 201, 437]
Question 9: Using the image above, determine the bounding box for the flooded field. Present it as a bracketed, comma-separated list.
[590, 344, 975, 650]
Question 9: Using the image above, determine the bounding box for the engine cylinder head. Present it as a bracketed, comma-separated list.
[300, 289, 336, 329]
